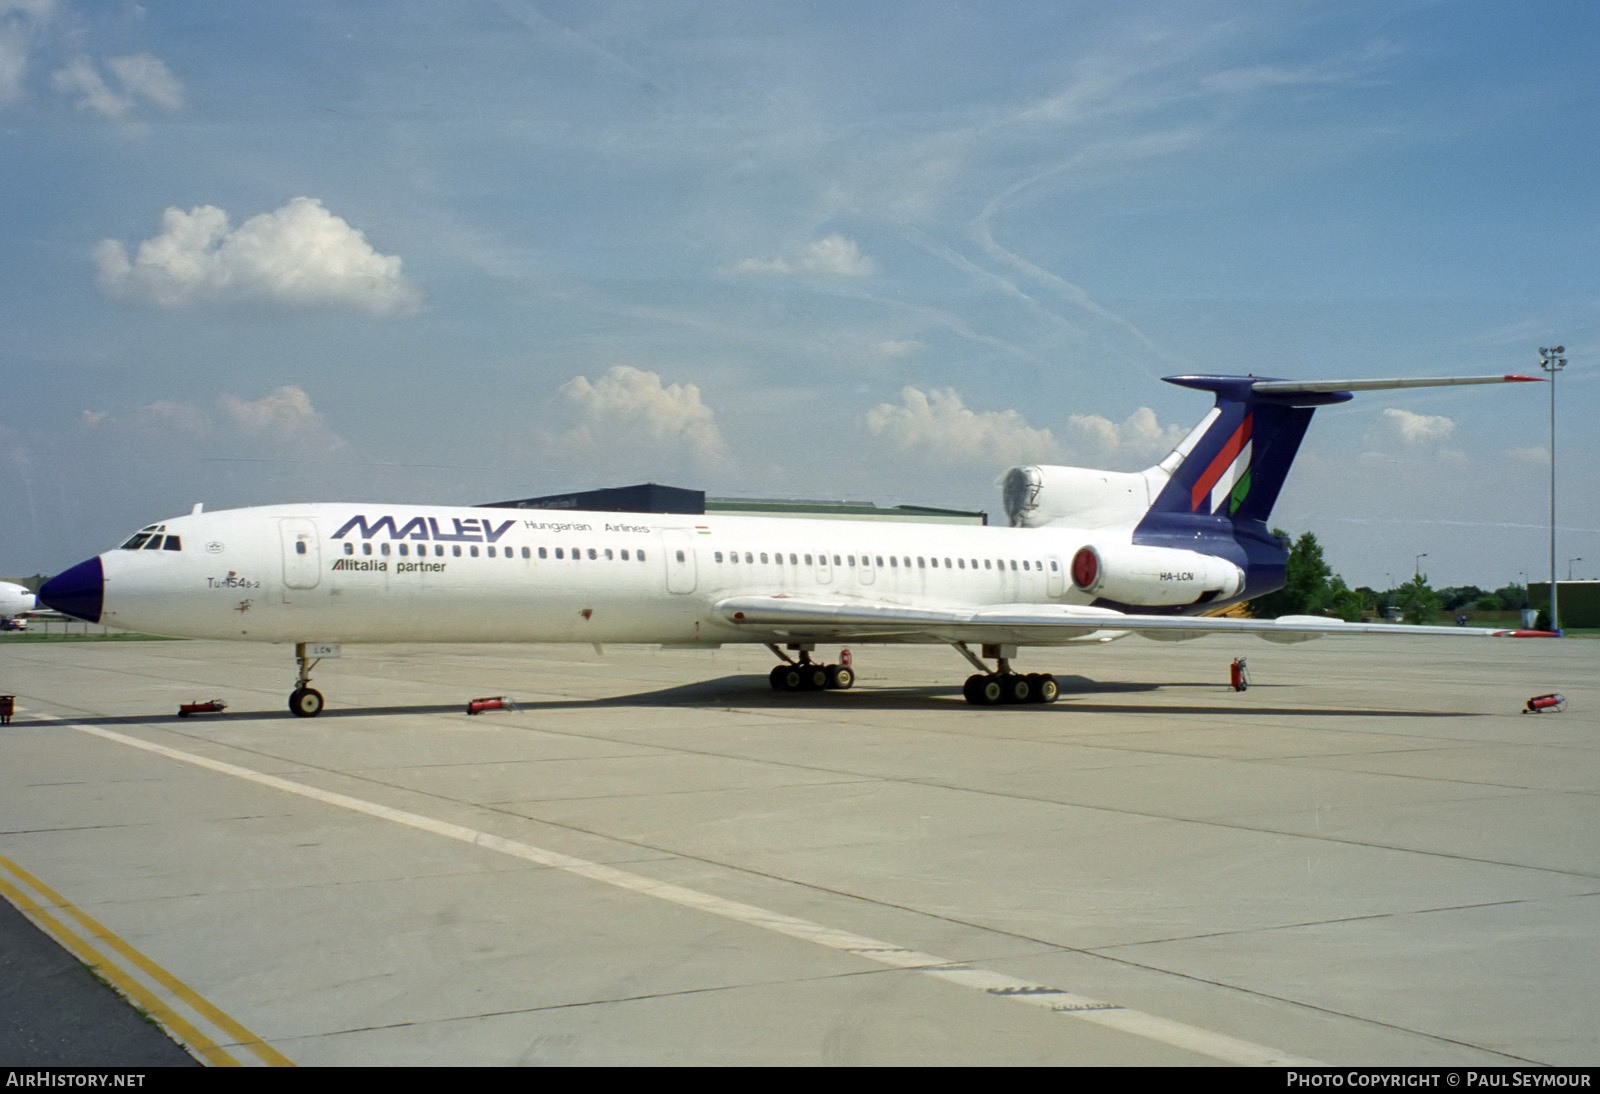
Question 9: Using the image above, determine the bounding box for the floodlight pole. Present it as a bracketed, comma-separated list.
[1540, 346, 1566, 631]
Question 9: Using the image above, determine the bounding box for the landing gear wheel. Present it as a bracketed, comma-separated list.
[978, 676, 1005, 706]
[1005, 674, 1033, 704]
[770, 666, 788, 691]
[1034, 674, 1059, 704]
[827, 665, 855, 690]
[289, 687, 324, 718]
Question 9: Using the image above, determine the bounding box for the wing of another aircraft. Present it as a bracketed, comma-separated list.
[716, 595, 1556, 646]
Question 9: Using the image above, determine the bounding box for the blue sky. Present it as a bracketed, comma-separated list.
[3, 0, 1596, 589]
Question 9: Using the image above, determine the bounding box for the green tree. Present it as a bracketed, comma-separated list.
[1395, 574, 1441, 625]
[1250, 530, 1335, 618]
[1493, 583, 1529, 611]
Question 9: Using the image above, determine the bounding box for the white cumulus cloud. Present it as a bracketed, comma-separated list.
[731, 233, 876, 277]
[554, 366, 726, 465]
[1065, 406, 1187, 461]
[1367, 407, 1456, 446]
[219, 385, 343, 449]
[865, 386, 1057, 468]
[94, 197, 422, 315]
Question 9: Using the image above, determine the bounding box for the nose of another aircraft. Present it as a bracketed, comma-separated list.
[41, 556, 105, 624]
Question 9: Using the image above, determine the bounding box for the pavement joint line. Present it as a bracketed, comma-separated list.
[45, 713, 1320, 1067]
[0, 851, 292, 1067]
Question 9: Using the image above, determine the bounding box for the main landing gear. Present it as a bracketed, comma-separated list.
[289, 641, 325, 718]
[767, 644, 854, 692]
[953, 642, 1059, 706]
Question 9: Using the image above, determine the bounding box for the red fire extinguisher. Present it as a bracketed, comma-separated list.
[1229, 658, 1250, 692]
[1524, 693, 1565, 714]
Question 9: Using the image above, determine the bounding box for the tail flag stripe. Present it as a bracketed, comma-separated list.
[1190, 413, 1252, 512]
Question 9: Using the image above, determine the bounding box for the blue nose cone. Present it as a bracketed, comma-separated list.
[41, 557, 104, 623]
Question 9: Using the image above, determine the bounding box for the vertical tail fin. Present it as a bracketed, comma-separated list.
[1143, 375, 1341, 525]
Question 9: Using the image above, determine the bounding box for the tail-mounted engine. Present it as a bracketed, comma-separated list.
[1070, 543, 1244, 607]
[1000, 465, 1159, 529]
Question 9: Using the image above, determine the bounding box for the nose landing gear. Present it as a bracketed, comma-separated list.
[289, 642, 326, 717]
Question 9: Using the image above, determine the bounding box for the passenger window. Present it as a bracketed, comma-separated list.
[380, 543, 391, 556]
[523, 547, 531, 559]
[621, 549, 629, 561]
[889, 556, 897, 567]
[805, 554, 813, 565]
[637, 550, 646, 562]
[676, 550, 685, 562]
[588, 549, 597, 560]
[555, 548, 564, 559]
[398, 544, 408, 557]
[470, 546, 479, 557]
[1022, 560, 1028, 571]
[344, 543, 353, 556]
[362, 543, 372, 556]
[917, 557, 925, 568]
[789, 554, 797, 565]
[486, 546, 495, 558]
[297, 541, 308, 555]
[1010, 560, 1017, 570]
[832, 555, 841, 566]
[453, 546, 462, 557]
[605, 549, 613, 560]
[538, 547, 546, 559]
[746, 552, 754, 564]
[847, 556, 855, 567]
[760, 553, 769, 564]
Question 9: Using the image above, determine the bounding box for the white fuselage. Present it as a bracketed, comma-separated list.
[94, 502, 1147, 647]
[0, 580, 34, 618]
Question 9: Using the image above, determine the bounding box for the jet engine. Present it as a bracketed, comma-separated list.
[1070, 543, 1244, 607]
[1000, 465, 1157, 529]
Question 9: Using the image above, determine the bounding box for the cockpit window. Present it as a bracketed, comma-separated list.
[118, 524, 181, 552]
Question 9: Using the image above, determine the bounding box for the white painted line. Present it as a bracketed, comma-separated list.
[61, 718, 1319, 1066]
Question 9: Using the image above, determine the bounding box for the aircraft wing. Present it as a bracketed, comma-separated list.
[715, 595, 1557, 646]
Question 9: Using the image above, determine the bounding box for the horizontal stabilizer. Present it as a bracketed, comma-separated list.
[1250, 374, 1544, 395]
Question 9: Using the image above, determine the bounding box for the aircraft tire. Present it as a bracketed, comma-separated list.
[289, 687, 324, 718]
[769, 666, 787, 691]
[979, 676, 1006, 706]
[805, 666, 829, 691]
[1035, 675, 1060, 704]
[1005, 674, 1032, 704]
[827, 665, 854, 690]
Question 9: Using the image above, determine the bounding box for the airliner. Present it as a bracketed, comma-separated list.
[0, 581, 36, 620]
[40, 373, 1553, 716]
